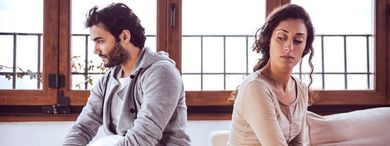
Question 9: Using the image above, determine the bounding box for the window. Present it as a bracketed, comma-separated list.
[291, 0, 375, 90]
[180, 0, 266, 119]
[0, 0, 44, 89]
[0, 0, 389, 121]
[0, 0, 58, 107]
[289, 0, 388, 107]
[182, 0, 265, 91]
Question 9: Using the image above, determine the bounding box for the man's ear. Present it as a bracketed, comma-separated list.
[120, 29, 131, 42]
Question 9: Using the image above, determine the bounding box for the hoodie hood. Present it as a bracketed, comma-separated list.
[131, 47, 175, 74]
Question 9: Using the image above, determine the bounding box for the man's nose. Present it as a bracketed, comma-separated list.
[93, 45, 100, 54]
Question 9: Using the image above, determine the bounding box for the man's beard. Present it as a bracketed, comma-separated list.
[100, 43, 129, 67]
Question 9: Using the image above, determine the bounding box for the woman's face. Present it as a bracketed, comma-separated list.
[269, 18, 307, 71]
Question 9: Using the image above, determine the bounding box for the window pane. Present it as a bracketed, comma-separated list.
[0, 76, 12, 89]
[348, 75, 369, 90]
[0, 0, 43, 33]
[226, 37, 248, 74]
[226, 75, 246, 90]
[292, 0, 375, 90]
[203, 75, 224, 90]
[182, 75, 201, 91]
[71, 0, 156, 90]
[369, 74, 374, 90]
[0, 0, 43, 89]
[324, 75, 345, 90]
[203, 37, 224, 73]
[323, 37, 345, 73]
[182, 0, 265, 91]
[182, 37, 201, 73]
[311, 74, 324, 90]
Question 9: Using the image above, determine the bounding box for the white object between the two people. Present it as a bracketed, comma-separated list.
[88, 135, 123, 146]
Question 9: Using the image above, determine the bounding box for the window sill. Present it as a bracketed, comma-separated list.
[1, 105, 389, 121]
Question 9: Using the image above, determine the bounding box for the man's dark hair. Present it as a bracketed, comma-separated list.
[85, 3, 146, 49]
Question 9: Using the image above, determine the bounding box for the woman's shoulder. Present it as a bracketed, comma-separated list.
[237, 71, 274, 100]
[234, 72, 278, 112]
[241, 71, 270, 90]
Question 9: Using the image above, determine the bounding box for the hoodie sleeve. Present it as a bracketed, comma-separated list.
[114, 61, 183, 146]
[62, 74, 107, 146]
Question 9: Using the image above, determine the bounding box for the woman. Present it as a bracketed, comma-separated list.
[228, 4, 315, 146]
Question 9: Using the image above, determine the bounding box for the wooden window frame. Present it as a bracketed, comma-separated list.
[0, 0, 59, 105]
[0, 0, 389, 121]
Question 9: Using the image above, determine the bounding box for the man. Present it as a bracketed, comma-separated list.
[63, 3, 191, 146]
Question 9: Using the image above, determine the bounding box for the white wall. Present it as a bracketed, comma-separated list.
[0, 120, 231, 146]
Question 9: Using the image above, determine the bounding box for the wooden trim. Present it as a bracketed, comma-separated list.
[58, 0, 71, 94]
[372, 0, 388, 104]
[167, 0, 182, 72]
[57, 0, 88, 106]
[0, 0, 58, 105]
[0, 91, 55, 105]
[66, 91, 89, 105]
[157, 0, 168, 52]
[266, 0, 282, 15]
[386, 0, 390, 104]
[188, 113, 231, 120]
[186, 91, 233, 106]
[157, 0, 182, 71]
[57, 0, 87, 106]
[386, 0, 390, 105]
[66, 91, 389, 107]
[315, 90, 386, 105]
[281, 0, 290, 5]
[186, 90, 388, 106]
[2, 105, 389, 121]
[43, 0, 60, 94]
[265, 0, 289, 17]
[0, 115, 78, 122]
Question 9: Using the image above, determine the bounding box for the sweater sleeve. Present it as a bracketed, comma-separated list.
[114, 62, 184, 146]
[238, 80, 288, 146]
[62, 76, 107, 146]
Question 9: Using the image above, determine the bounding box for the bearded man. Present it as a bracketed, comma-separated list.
[62, 3, 191, 146]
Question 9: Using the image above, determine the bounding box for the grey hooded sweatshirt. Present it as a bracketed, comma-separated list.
[63, 47, 191, 146]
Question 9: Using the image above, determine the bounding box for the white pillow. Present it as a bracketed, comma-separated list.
[209, 130, 230, 146]
[307, 107, 390, 146]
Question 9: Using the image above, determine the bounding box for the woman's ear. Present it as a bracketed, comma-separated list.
[120, 29, 131, 43]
